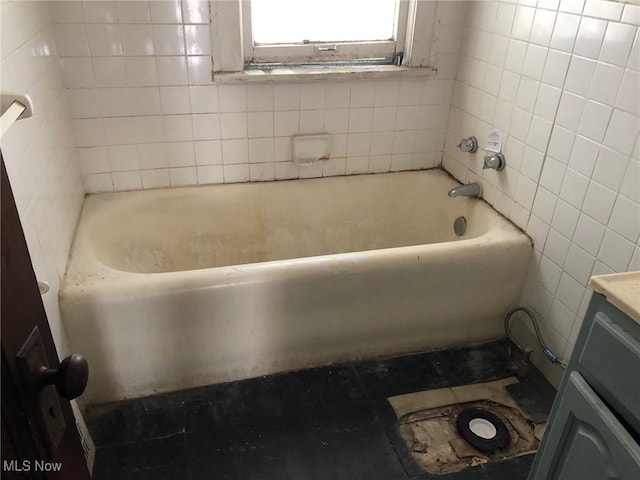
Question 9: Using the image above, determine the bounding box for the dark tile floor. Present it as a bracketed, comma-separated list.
[86, 339, 555, 480]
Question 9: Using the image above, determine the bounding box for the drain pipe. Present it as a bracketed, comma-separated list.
[504, 307, 566, 374]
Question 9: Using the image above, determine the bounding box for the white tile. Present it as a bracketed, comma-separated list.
[86, 24, 122, 56]
[247, 84, 274, 112]
[222, 139, 249, 164]
[608, 195, 640, 242]
[300, 83, 327, 110]
[61, 58, 95, 88]
[583, 0, 623, 21]
[141, 169, 171, 189]
[370, 131, 394, 155]
[50, 1, 84, 23]
[150, 0, 182, 23]
[182, 0, 209, 24]
[535, 84, 562, 121]
[604, 109, 640, 156]
[275, 161, 300, 180]
[274, 84, 300, 111]
[160, 86, 191, 114]
[629, 246, 640, 271]
[103, 117, 136, 145]
[566, 57, 598, 98]
[374, 79, 400, 107]
[121, 24, 154, 56]
[544, 228, 572, 266]
[189, 86, 219, 113]
[538, 255, 563, 293]
[560, 168, 590, 208]
[527, 116, 553, 152]
[192, 114, 221, 141]
[299, 110, 325, 134]
[522, 44, 548, 80]
[72, 118, 105, 147]
[197, 165, 224, 184]
[83, 1, 118, 23]
[533, 186, 559, 223]
[220, 112, 247, 139]
[506, 40, 527, 73]
[184, 25, 211, 55]
[108, 145, 139, 171]
[163, 115, 193, 142]
[84, 173, 114, 192]
[599, 22, 636, 67]
[551, 13, 581, 51]
[540, 156, 567, 194]
[135, 116, 165, 143]
[113, 171, 142, 191]
[274, 137, 293, 162]
[249, 162, 276, 182]
[223, 164, 249, 183]
[573, 213, 606, 255]
[349, 108, 374, 133]
[345, 156, 370, 175]
[616, 70, 640, 116]
[622, 4, 640, 25]
[564, 244, 596, 284]
[512, 6, 535, 41]
[78, 147, 110, 174]
[152, 25, 185, 55]
[116, 1, 151, 23]
[350, 82, 376, 107]
[592, 147, 629, 191]
[542, 49, 571, 88]
[527, 214, 551, 252]
[582, 180, 617, 224]
[137, 143, 168, 169]
[325, 109, 350, 134]
[166, 142, 195, 167]
[326, 82, 351, 108]
[347, 133, 371, 157]
[194, 140, 222, 166]
[396, 106, 421, 131]
[510, 108, 533, 142]
[548, 125, 576, 164]
[516, 77, 540, 112]
[323, 157, 347, 177]
[368, 155, 392, 173]
[66, 89, 102, 118]
[514, 173, 537, 209]
[620, 159, 640, 203]
[552, 199, 581, 239]
[219, 86, 247, 112]
[548, 297, 576, 338]
[530, 9, 557, 46]
[274, 111, 300, 137]
[568, 135, 600, 177]
[578, 100, 611, 143]
[248, 112, 274, 138]
[560, 0, 585, 14]
[125, 57, 158, 86]
[157, 56, 189, 86]
[556, 272, 586, 313]
[598, 229, 635, 271]
[556, 92, 585, 131]
[574, 17, 607, 59]
[589, 62, 625, 107]
[169, 167, 197, 187]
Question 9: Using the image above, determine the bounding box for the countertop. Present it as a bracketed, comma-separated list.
[589, 271, 640, 324]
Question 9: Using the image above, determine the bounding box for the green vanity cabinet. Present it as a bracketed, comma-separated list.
[528, 291, 640, 480]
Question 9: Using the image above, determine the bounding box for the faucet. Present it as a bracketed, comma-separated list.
[448, 182, 482, 198]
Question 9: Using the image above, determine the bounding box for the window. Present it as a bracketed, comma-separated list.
[245, 0, 407, 66]
[211, 0, 438, 77]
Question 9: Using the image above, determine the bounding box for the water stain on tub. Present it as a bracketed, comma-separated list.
[124, 246, 171, 273]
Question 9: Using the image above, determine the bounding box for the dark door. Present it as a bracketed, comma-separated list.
[1, 156, 90, 479]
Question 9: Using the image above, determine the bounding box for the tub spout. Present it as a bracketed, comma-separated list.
[448, 183, 482, 198]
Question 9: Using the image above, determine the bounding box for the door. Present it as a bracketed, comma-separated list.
[1, 156, 90, 479]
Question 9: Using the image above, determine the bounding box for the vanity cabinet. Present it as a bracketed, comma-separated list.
[528, 289, 640, 480]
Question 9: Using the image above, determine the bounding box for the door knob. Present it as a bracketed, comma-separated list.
[38, 354, 89, 400]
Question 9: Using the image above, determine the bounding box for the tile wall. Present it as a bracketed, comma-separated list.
[55, 0, 466, 193]
[444, 0, 639, 379]
[1, 0, 85, 356]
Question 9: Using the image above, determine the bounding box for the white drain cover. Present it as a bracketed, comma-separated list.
[469, 418, 497, 439]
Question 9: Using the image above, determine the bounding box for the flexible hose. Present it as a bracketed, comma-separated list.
[504, 306, 565, 366]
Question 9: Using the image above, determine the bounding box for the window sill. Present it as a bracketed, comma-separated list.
[213, 65, 437, 84]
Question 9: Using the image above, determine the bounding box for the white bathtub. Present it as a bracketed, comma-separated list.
[60, 169, 532, 404]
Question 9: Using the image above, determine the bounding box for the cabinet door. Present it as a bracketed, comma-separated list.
[529, 372, 640, 480]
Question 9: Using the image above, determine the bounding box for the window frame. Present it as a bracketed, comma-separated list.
[210, 0, 438, 75]
[242, 0, 409, 64]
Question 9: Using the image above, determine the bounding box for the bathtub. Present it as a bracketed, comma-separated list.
[60, 169, 532, 404]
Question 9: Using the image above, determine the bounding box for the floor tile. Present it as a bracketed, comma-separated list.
[482, 454, 534, 479]
[354, 351, 447, 399]
[431, 341, 514, 387]
[91, 434, 187, 480]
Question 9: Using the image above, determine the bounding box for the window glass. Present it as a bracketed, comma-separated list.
[251, 0, 398, 45]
